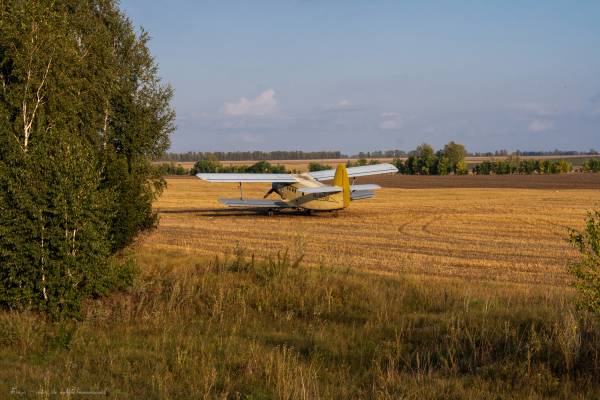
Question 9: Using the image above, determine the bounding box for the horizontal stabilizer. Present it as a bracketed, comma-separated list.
[350, 190, 375, 200]
[197, 173, 297, 183]
[297, 186, 342, 194]
[219, 198, 291, 208]
[350, 184, 381, 191]
[308, 163, 398, 181]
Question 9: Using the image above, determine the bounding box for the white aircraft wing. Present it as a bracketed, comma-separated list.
[350, 184, 381, 191]
[350, 190, 375, 200]
[196, 173, 298, 183]
[297, 186, 342, 194]
[220, 199, 291, 208]
[308, 163, 398, 181]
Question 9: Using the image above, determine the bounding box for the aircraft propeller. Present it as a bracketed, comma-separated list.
[264, 183, 283, 198]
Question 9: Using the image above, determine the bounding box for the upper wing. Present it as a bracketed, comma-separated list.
[308, 163, 398, 181]
[196, 173, 297, 183]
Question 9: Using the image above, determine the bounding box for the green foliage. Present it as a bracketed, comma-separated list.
[244, 160, 287, 173]
[412, 143, 437, 174]
[396, 142, 468, 175]
[455, 159, 469, 175]
[435, 154, 451, 175]
[308, 162, 333, 172]
[190, 158, 287, 174]
[156, 162, 188, 175]
[346, 158, 380, 167]
[474, 158, 573, 175]
[0, 0, 174, 318]
[569, 211, 600, 314]
[583, 159, 600, 172]
[442, 141, 467, 173]
[189, 158, 223, 174]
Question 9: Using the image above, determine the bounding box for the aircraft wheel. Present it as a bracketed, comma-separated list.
[267, 209, 274, 217]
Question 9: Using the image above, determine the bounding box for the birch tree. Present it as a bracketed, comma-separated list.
[0, 0, 174, 318]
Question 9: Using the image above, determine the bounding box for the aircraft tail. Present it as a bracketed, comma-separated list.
[332, 164, 350, 208]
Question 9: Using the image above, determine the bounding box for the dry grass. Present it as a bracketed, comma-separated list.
[147, 177, 600, 286]
[3, 176, 600, 398]
[2, 247, 599, 398]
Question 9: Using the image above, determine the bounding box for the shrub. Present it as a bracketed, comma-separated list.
[157, 163, 188, 175]
[569, 211, 600, 313]
[583, 159, 600, 172]
[308, 162, 333, 172]
[346, 158, 380, 168]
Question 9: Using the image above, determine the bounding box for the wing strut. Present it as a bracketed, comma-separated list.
[239, 182, 244, 200]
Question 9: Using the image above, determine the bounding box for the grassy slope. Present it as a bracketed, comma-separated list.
[3, 181, 600, 398]
[1, 248, 599, 399]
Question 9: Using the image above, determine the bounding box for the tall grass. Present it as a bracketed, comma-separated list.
[1, 247, 599, 398]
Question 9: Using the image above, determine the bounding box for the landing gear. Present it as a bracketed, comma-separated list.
[266, 209, 275, 217]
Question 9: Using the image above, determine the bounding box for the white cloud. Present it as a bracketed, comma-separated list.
[516, 102, 552, 116]
[379, 119, 400, 130]
[379, 112, 406, 130]
[223, 89, 278, 117]
[528, 119, 554, 133]
[321, 99, 363, 112]
[336, 99, 352, 108]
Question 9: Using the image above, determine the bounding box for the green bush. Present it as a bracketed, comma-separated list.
[583, 159, 600, 172]
[157, 163, 189, 175]
[346, 158, 380, 168]
[308, 162, 333, 172]
[569, 211, 600, 313]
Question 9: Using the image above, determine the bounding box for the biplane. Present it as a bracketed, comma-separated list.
[196, 163, 398, 213]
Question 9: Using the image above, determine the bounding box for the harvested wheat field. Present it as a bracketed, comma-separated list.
[143, 176, 600, 287]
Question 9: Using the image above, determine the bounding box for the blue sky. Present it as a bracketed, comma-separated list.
[121, 1, 600, 154]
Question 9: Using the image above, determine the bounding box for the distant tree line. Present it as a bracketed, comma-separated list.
[164, 151, 346, 162]
[474, 158, 573, 175]
[190, 159, 287, 175]
[0, 1, 174, 318]
[354, 150, 407, 158]
[393, 142, 468, 175]
[162, 148, 599, 162]
[470, 149, 599, 157]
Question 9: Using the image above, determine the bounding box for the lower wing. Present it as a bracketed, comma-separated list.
[219, 198, 291, 208]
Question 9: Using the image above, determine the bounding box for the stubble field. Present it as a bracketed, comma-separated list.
[4, 174, 600, 398]
[146, 176, 600, 287]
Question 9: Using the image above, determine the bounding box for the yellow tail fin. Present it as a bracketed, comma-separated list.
[333, 164, 350, 208]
